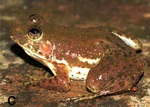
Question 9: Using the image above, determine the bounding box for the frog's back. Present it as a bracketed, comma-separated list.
[50, 26, 115, 46]
[44, 24, 142, 62]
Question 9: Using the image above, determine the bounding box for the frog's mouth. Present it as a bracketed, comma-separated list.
[23, 46, 47, 61]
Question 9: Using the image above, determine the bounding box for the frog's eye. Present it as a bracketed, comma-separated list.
[28, 27, 42, 40]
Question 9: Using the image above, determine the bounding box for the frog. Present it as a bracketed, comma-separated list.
[10, 14, 144, 95]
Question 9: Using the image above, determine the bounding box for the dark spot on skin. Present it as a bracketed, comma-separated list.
[99, 41, 104, 43]
[136, 49, 142, 54]
[130, 64, 133, 67]
[123, 54, 127, 57]
[117, 73, 123, 77]
[53, 87, 55, 90]
[115, 63, 118, 67]
[72, 75, 74, 77]
[76, 72, 81, 74]
[42, 79, 46, 83]
[131, 75, 135, 80]
[109, 76, 114, 80]
[110, 79, 115, 84]
[119, 82, 125, 87]
[128, 51, 132, 55]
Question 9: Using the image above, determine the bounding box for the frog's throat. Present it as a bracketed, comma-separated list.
[112, 31, 142, 50]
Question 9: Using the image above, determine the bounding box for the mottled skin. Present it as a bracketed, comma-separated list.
[10, 14, 143, 95]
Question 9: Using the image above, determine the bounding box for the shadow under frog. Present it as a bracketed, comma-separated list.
[10, 14, 144, 96]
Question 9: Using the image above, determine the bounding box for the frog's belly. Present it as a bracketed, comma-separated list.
[54, 58, 90, 80]
[55, 57, 100, 81]
[69, 67, 90, 80]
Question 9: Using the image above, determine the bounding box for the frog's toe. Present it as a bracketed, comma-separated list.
[37, 76, 71, 92]
[86, 85, 101, 93]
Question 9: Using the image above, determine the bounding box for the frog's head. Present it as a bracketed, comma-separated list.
[10, 14, 55, 62]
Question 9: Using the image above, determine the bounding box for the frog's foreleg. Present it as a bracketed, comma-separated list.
[37, 63, 70, 92]
[86, 47, 143, 95]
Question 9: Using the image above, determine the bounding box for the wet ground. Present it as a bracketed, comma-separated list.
[0, 0, 150, 106]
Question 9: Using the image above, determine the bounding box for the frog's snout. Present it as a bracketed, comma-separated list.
[10, 36, 16, 42]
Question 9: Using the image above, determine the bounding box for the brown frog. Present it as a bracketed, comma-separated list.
[10, 14, 144, 95]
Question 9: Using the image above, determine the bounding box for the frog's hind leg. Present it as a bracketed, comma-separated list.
[86, 48, 143, 95]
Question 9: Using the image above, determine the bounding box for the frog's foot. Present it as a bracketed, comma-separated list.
[86, 48, 143, 94]
[38, 76, 70, 92]
[36, 63, 71, 92]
